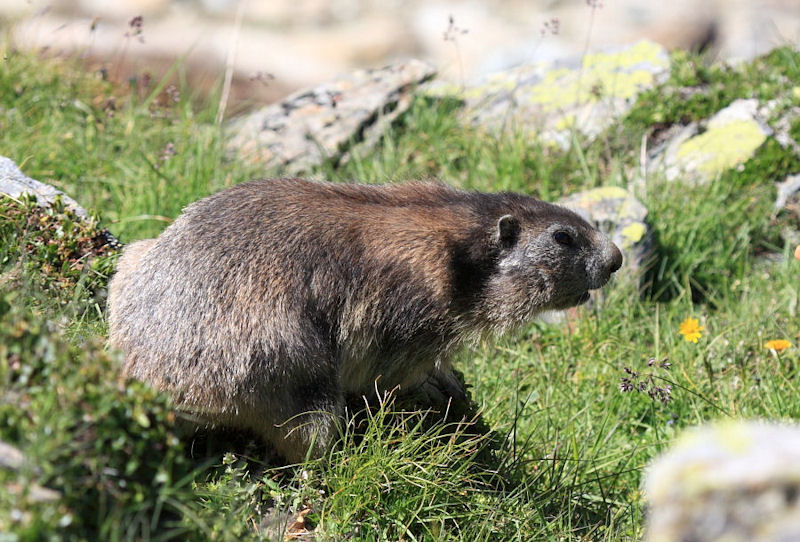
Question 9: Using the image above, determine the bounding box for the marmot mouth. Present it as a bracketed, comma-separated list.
[546, 291, 592, 311]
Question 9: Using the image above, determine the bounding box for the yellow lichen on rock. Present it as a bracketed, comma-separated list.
[575, 186, 630, 202]
[583, 40, 667, 71]
[675, 118, 769, 177]
[621, 223, 646, 244]
[645, 421, 800, 542]
[525, 40, 668, 111]
[553, 113, 576, 131]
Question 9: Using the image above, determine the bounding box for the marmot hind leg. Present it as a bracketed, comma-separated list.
[243, 350, 346, 463]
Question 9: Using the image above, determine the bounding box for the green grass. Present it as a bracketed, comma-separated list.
[1, 41, 799, 541]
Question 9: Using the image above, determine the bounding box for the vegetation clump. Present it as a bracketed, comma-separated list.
[1, 195, 119, 311]
[0, 285, 197, 539]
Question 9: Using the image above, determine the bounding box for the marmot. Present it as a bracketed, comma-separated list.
[108, 178, 622, 462]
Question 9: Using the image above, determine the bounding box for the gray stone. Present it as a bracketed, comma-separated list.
[0, 156, 120, 249]
[425, 40, 670, 148]
[645, 421, 800, 542]
[649, 99, 772, 184]
[771, 105, 800, 155]
[0, 156, 89, 220]
[558, 186, 650, 277]
[0, 440, 60, 504]
[226, 60, 436, 174]
[775, 173, 800, 211]
[6, 482, 62, 504]
[0, 440, 25, 471]
[775, 173, 800, 250]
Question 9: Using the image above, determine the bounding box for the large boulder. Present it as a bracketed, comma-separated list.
[0, 155, 120, 249]
[226, 60, 436, 174]
[647, 99, 773, 184]
[0, 156, 90, 220]
[426, 40, 670, 148]
[645, 421, 800, 542]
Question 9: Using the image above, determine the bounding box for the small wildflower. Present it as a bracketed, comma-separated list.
[155, 142, 177, 169]
[165, 85, 180, 104]
[249, 71, 275, 86]
[541, 17, 560, 37]
[443, 15, 468, 42]
[126, 15, 144, 43]
[794, 244, 800, 261]
[764, 340, 792, 352]
[160, 142, 177, 161]
[679, 317, 704, 343]
[647, 357, 671, 369]
[619, 358, 673, 404]
[103, 98, 116, 118]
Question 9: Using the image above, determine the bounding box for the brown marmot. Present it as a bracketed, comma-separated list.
[107, 178, 622, 462]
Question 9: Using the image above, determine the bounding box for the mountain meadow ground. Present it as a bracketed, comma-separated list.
[1, 37, 800, 541]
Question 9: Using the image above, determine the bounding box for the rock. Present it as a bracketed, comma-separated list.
[226, 60, 436, 174]
[425, 40, 670, 148]
[0, 440, 61, 504]
[0, 440, 25, 470]
[559, 186, 650, 277]
[775, 173, 800, 211]
[6, 482, 62, 504]
[0, 155, 121, 249]
[645, 421, 800, 542]
[652, 99, 772, 183]
[775, 173, 800, 249]
[770, 104, 800, 154]
[0, 156, 90, 220]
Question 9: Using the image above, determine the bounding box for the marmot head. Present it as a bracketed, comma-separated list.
[481, 201, 623, 327]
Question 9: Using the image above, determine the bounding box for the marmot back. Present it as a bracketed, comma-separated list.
[108, 178, 622, 462]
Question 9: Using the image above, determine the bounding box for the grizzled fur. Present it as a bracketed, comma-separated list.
[108, 178, 622, 462]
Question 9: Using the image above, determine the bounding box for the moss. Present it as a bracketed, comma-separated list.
[720, 137, 800, 189]
[624, 46, 800, 137]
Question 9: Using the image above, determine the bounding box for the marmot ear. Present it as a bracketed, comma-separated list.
[495, 214, 520, 246]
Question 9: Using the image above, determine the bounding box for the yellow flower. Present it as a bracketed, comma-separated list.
[764, 340, 792, 352]
[679, 317, 704, 343]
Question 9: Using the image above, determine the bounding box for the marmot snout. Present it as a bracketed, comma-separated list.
[108, 179, 623, 462]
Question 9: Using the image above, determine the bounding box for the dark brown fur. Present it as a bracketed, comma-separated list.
[108, 179, 622, 462]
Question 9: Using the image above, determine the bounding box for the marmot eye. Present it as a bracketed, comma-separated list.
[553, 230, 574, 246]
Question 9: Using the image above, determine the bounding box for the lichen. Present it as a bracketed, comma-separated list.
[575, 186, 630, 202]
[621, 223, 647, 244]
[553, 113, 576, 131]
[675, 119, 768, 178]
[524, 40, 668, 112]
